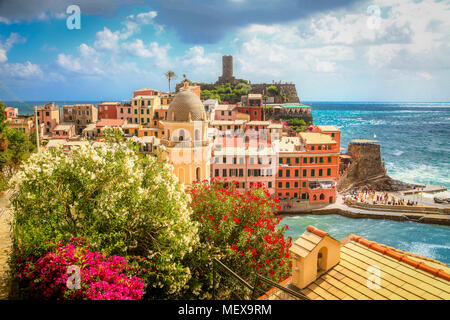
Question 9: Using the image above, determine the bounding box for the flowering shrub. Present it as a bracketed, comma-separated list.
[9, 141, 199, 298]
[185, 178, 292, 299]
[11, 238, 145, 300]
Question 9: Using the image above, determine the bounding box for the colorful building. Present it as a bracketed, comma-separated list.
[7, 115, 34, 134]
[130, 95, 161, 125]
[211, 136, 277, 194]
[237, 94, 263, 121]
[4, 107, 18, 119]
[160, 89, 212, 185]
[51, 123, 76, 140]
[63, 104, 98, 135]
[34, 103, 60, 136]
[98, 101, 121, 120]
[95, 119, 126, 139]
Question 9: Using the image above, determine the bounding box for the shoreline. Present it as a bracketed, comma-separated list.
[279, 207, 450, 226]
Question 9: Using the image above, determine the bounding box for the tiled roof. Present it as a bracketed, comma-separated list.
[299, 132, 336, 145]
[261, 228, 450, 300]
[96, 119, 125, 127]
[290, 226, 330, 258]
[317, 125, 340, 132]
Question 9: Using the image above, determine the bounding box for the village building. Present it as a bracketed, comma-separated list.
[4, 107, 18, 120]
[160, 85, 212, 185]
[63, 104, 98, 135]
[51, 123, 76, 140]
[130, 95, 161, 125]
[34, 103, 60, 136]
[237, 94, 263, 121]
[98, 101, 121, 120]
[6, 115, 34, 134]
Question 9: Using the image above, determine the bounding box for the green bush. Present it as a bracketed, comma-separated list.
[9, 140, 200, 298]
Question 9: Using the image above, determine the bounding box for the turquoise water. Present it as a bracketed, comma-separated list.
[282, 214, 450, 266]
[307, 101, 450, 190]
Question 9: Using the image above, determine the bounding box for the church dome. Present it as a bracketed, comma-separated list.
[166, 90, 205, 122]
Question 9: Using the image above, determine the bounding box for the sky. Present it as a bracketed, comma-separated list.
[0, 0, 449, 102]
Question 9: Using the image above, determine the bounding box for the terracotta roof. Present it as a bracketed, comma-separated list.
[317, 125, 340, 132]
[299, 132, 336, 145]
[96, 119, 125, 127]
[260, 227, 450, 300]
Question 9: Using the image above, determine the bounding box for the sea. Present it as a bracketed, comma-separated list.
[6, 100, 450, 190]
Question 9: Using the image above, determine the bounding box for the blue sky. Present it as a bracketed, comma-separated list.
[0, 0, 449, 101]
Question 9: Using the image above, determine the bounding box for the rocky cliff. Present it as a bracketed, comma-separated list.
[338, 141, 417, 192]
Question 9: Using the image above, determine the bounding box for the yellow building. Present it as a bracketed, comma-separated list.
[258, 225, 450, 300]
[130, 95, 161, 125]
[160, 89, 212, 185]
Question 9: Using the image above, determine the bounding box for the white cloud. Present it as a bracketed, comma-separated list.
[57, 44, 104, 75]
[1, 61, 43, 79]
[94, 27, 121, 51]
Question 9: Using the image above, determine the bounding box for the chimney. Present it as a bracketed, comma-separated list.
[289, 225, 341, 289]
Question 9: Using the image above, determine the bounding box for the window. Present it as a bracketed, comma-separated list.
[221, 111, 224, 116]
[303, 169, 307, 177]
[239, 157, 244, 164]
[239, 169, 243, 177]
[286, 158, 291, 164]
[233, 157, 237, 164]
[144, 131, 148, 136]
[223, 157, 227, 164]
[303, 157, 307, 164]
[311, 169, 315, 177]
[134, 109, 137, 114]
[294, 193, 298, 198]
[302, 182, 306, 188]
[286, 170, 290, 177]
[278, 182, 282, 188]
[331, 133, 335, 138]
[222, 169, 227, 177]
[278, 170, 283, 177]
[295, 182, 298, 188]
[311, 146, 315, 150]
[295, 170, 299, 177]
[310, 157, 314, 164]
[327, 168, 331, 176]
[328, 156, 332, 163]
[268, 182, 272, 188]
[320, 193, 325, 200]
[319, 169, 323, 177]
[120, 108, 123, 113]
[319, 157, 323, 163]
[279, 158, 283, 164]
[295, 157, 299, 164]
[250, 157, 254, 164]
[228, 111, 232, 116]
[286, 182, 290, 189]
[46, 112, 49, 116]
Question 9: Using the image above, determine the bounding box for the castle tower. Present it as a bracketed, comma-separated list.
[217, 55, 238, 84]
[160, 90, 212, 185]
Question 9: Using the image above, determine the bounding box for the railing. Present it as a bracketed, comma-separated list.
[212, 258, 308, 300]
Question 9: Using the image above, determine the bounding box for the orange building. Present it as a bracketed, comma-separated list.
[275, 131, 340, 204]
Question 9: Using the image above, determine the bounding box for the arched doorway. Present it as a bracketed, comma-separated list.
[317, 247, 328, 273]
[196, 167, 201, 182]
[320, 193, 325, 201]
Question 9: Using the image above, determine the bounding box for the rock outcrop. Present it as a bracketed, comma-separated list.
[338, 141, 419, 192]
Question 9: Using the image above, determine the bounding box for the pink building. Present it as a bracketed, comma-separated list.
[117, 103, 133, 123]
[211, 136, 276, 195]
[4, 107, 18, 119]
[34, 103, 60, 135]
[214, 105, 238, 121]
[51, 123, 76, 140]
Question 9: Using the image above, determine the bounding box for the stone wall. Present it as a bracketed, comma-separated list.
[250, 83, 300, 103]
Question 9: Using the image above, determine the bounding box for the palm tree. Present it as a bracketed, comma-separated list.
[165, 71, 177, 93]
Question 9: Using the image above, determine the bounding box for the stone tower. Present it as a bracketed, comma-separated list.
[217, 55, 238, 84]
[222, 55, 233, 79]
